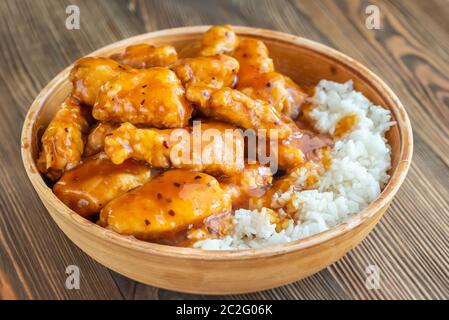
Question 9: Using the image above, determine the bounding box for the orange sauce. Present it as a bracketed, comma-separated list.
[282, 128, 333, 161]
[334, 113, 358, 138]
[142, 212, 234, 247]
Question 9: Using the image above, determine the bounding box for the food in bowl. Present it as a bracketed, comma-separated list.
[37, 25, 395, 250]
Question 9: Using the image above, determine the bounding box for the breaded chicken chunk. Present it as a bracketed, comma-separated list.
[233, 38, 308, 118]
[220, 162, 273, 209]
[104, 121, 245, 176]
[198, 88, 292, 139]
[104, 122, 172, 168]
[252, 160, 329, 212]
[37, 97, 89, 180]
[92, 67, 192, 128]
[238, 74, 308, 118]
[237, 72, 287, 111]
[172, 54, 240, 112]
[53, 153, 154, 217]
[185, 82, 217, 108]
[200, 25, 238, 56]
[233, 38, 274, 82]
[281, 76, 308, 119]
[70, 57, 132, 107]
[276, 128, 333, 170]
[84, 122, 118, 157]
[99, 170, 232, 241]
[110, 43, 178, 68]
[171, 54, 239, 89]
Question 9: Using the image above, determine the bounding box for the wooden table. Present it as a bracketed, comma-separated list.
[1, 0, 448, 300]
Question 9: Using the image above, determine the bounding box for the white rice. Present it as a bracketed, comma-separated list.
[194, 80, 395, 250]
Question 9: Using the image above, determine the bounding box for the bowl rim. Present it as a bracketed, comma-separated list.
[21, 25, 413, 261]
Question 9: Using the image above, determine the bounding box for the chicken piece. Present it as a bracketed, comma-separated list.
[201, 212, 234, 237]
[110, 43, 178, 68]
[104, 122, 171, 168]
[164, 210, 235, 246]
[104, 121, 245, 176]
[174, 55, 239, 108]
[147, 210, 235, 246]
[237, 72, 287, 111]
[236, 73, 308, 118]
[92, 67, 192, 128]
[192, 120, 245, 176]
[53, 153, 154, 217]
[220, 162, 273, 209]
[276, 132, 305, 170]
[233, 38, 274, 82]
[70, 57, 132, 106]
[234, 38, 308, 118]
[234, 37, 308, 118]
[185, 82, 217, 108]
[171, 54, 239, 89]
[252, 160, 328, 211]
[99, 170, 232, 241]
[84, 122, 118, 157]
[276, 127, 333, 170]
[281, 76, 308, 119]
[200, 88, 292, 139]
[37, 97, 89, 180]
[200, 25, 238, 56]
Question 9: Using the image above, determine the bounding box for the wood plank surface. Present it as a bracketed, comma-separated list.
[0, 0, 448, 300]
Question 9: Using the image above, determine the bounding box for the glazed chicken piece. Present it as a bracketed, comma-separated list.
[237, 73, 308, 118]
[239, 74, 308, 118]
[104, 121, 245, 176]
[110, 43, 178, 68]
[237, 72, 287, 111]
[220, 162, 273, 209]
[99, 170, 232, 241]
[37, 97, 89, 180]
[53, 153, 154, 217]
[185, 82, 217, 108]
[200, 25, 238, 56]
[93, 67, 192, 128]
[171, 54, 239, 89]
[70, 57, 132, 107]
[252, 160, 328, 212]
[233, 38, 274, 83]
[172, 54, 239, 110]
[276, 127, 333, 170]
[195, 87, 293, 139]
[233, 38, 308, 117]
[105, 122, 171, 168]
[281, 76, 308, 119]
[84, 122, 119, 157]
[180, 213, 235, 246]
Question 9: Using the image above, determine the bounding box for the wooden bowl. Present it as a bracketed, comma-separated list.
[21, 26, 413, 294]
